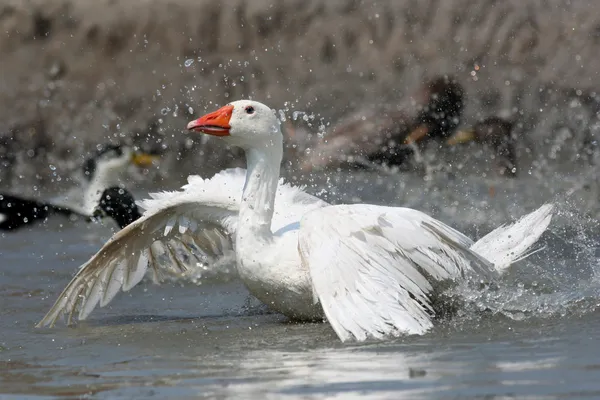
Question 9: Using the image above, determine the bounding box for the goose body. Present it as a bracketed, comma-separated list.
[38, 100, 553, 342]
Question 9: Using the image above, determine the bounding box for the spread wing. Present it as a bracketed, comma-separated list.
[298, 204, 496, 342]
[36, 200, 239, 328]
[38, 168, 326, 328]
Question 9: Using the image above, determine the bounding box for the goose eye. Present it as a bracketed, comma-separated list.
[245, 106, 255, 114]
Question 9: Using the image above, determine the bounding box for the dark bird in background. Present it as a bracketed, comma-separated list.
[0, 193, 73, 231]
[298, 75, 465, 171]
[402, 75, 465, 144]
[0, 144, 156, 231]
[447, 117, 517, 177]
[92, 187, 142, 228]
[0, 186, 141, 231]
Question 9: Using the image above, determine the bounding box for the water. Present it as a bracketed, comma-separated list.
[1, 172, 600, 399]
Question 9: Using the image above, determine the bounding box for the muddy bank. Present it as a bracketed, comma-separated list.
[0, 0, 598, 191]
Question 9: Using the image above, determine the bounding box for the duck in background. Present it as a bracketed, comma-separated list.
[298, 75, 465, 171]
[447, 117, 517, 177]
[0, 186, 142, 231]
[91, 187, 142, 228]
[0, 144, 156, 231]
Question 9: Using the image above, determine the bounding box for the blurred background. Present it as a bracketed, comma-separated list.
[0, 0, 598, 219]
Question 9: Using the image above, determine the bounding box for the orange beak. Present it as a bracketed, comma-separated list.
[186, 105, 233, 136]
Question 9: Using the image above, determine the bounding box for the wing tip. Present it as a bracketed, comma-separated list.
[34, 320, 47, 329]
[35, 311, 58, 329]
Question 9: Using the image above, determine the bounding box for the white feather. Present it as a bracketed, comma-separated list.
[299, 205, 495, 341]
[471, 204, 553, 272]
[124, 251, 148, 291]
[37, 168, 326, 328]
[101, 261, 126, 307]
[164, 217, 176, 236]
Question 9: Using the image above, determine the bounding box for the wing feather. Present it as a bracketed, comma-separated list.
[123, 251, 148, 292]
[102, 260, 127, 307]
[38, 168, 326, 328]
[36, 201, 237, 328]
[299, 204, 498, 342]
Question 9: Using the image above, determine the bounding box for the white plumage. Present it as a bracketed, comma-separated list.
[38, 100, 553, 342]
[37, 167, 326, 326]
[299, 203, 552, 340]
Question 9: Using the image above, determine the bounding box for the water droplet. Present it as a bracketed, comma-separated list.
[317, 124, 326, 138]
[184, 59, 194, 67]
[278, 110, 286, 122]
[160, 108, 169, 115]
[49, 164, 56, 171]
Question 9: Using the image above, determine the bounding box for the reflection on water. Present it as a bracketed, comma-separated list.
[4, 318, 600, 399]
[1, 172, 600, 398]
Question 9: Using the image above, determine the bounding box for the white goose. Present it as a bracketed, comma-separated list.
[37, 100, 553, 342]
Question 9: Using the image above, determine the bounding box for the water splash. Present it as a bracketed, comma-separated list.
[437, 214, 600, 330]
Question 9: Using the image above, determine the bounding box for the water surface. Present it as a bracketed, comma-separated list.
[2, 171, 600, 399]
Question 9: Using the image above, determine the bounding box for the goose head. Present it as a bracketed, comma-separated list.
[186, 100, 282, 150]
